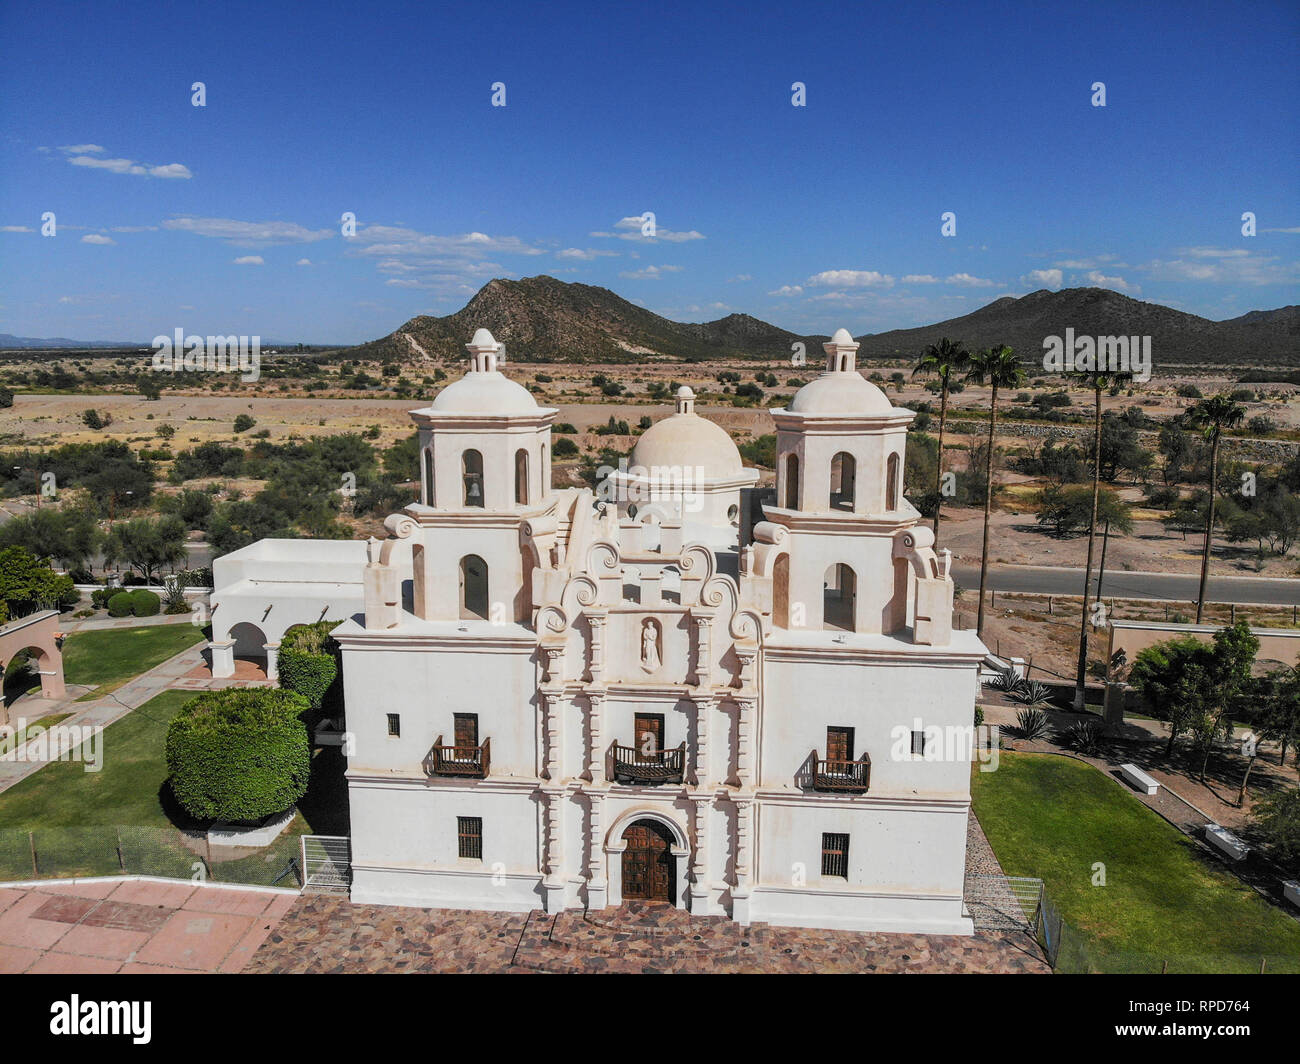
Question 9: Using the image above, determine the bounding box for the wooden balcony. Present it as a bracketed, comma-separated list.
[611, 742, 685, 786]
[424, 735, 491, 779]
[809, 751, 871, 794]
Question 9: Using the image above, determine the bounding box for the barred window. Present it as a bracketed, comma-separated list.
[821, 832, 849, 878]
[458, 816, 483, 860]
[386, 714, 400, 737]
[911, 729, 926, 756]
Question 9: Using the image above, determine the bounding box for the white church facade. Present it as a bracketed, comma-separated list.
[210, 327, 986, 934]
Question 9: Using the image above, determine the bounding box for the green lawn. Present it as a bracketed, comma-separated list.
[0, 687, 345, 883]
[972, 752, 1300, 973]
[62, 622, 208, 700]
[0, 713, 71, 756]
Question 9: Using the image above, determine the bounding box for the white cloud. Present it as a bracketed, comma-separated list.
[64, 147, 191, 179]
[590, 216, 706, 243]
[1084, 270, 1139, 293]
[1023, 268, 1063, 289]
[945, 273, 996, 287]
[618, 265, 684, 280]
[727, 274, 752, 282]
[1261, 226, 1300, 234]
[80, 233, 115, 245]
[901, 274, 940, 284]
[768, 284, 803, 296]
[555, 247, 618, 261]
[0, 225, 33, 233]
[109, 225, 158, 233]
[296, 258, 312, 266]
[233, 255, 264, 265]
[1142, 248, 1296, 285]
[164, 216, 333, 246]
[806, 269, 894, 288]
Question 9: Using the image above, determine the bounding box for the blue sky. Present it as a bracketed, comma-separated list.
[1, 0, 1296, 344]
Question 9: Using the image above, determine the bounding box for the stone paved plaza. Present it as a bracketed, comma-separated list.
[248, 895, 1050, 974]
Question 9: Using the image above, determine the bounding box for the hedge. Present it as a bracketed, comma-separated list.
[106, 591, 135, 617]
[129, 589, 160, 616]
[278, 620, 343, 714]
[165, 688, 311, 823]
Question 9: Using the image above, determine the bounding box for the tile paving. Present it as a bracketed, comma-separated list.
[0, 879, 296, 973]
[248, 894, 1050, 974]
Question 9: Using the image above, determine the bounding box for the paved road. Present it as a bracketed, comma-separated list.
[951, 563, 1300, 607]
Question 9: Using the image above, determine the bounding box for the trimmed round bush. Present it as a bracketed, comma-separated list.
[166, 688, 311, 823]
[106, 591, 134, 617]
[278, 621, 342, 712]
[129, 589, 160, 616]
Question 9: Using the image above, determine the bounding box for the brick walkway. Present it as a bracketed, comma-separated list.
[247, 895, 1050, 974]
[0, 879, 297, 973]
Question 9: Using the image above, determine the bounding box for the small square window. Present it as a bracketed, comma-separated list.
[821, 833, 849, 878]
[386, 714, 401, 737]
[458, 816, 483, 860]
[911, 729, 926, 756]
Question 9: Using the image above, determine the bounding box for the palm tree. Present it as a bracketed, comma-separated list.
[1184, 395, 1246, 622]
[1069, 367, 1132, 710]
[911, 338, 970, 535]
[963, 344, 1024, 638]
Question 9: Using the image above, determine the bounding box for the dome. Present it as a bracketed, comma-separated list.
[427, 326, 538, 414]
[789, 372, 894, 415]
[429, 371, 538, 414]
[631, 410, 743, 480]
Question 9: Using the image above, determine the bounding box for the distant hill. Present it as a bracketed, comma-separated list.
[0, 333, 144, 349]
[345, 276, 827, 364]
[853, 289, 1299, 366]
[347, 278, 1298, 367]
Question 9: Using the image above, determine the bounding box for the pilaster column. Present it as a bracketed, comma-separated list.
[732, 798, 753, 926]
[588, 613, 607, 683]
[694, 614, 713, 686]
[736, 696, 756, 787]
[692, 696, 713, 787]
[540, 687, 562, 781]
[690, 795, 713, 912]
[587, 791, 608, 910]
[542, 786, 566, 912]
[586, 690, 605, 782]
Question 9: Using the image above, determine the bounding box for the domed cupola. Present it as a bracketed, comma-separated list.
[429, 328, 540, 415]
[788, 328, 894, 416]
[630, 387, 744, 480]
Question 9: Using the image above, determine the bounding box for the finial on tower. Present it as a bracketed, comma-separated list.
[466, 327, 501, 373]
[823, 327, 859, 373]
[675, 385, 696, 415]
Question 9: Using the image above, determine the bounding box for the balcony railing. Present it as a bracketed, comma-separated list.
[611, 742, 686, 786]
[809, 751, 871, 793]
[425, 735, 491, 779]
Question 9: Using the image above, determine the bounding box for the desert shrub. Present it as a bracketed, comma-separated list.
[1064, 718, 1107, 755]
[165, 688, 311, 822]
[1014, 679, 1055, 707]
[91, 588, 115, 609]
[1016, 708, 1051, 740]
[974, 705, 984, 727]
[551, 437, 580, 458]
[989, 671, 1025, 696]
[1176, 384, 1202, 399]
[129, 589, 160, 616]
[106, 591, 134, 617]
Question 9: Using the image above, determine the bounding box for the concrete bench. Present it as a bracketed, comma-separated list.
[1120, 763, 1159, 795]
[1204, 824, 1250, 862]
[1283, 881, 1300, 909]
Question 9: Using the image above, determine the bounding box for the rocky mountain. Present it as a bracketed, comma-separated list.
[350, 277, 1297, 367]
[853, 288, 1299, 366]
[346, 276, 823, 364]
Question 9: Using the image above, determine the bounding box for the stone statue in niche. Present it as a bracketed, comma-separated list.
[640, 617, 661, 672]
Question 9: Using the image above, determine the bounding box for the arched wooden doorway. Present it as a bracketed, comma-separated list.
[620, 819, 675, 902]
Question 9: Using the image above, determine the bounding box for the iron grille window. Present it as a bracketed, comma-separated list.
[821, 832, 849, 878]
[386, 714, 400, 737]
[911, 729, 926, 756]
[458, 816, 483, 860]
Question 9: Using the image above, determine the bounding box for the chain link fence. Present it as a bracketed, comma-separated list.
[0, 825, 303, 889]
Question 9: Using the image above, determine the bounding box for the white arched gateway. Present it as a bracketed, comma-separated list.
[602, 807, 691, 909]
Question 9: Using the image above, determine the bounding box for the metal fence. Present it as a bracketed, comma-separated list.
[969, 871, 1298, 974]
[0, 825, 303, 889]
[300, 835, 351, 894]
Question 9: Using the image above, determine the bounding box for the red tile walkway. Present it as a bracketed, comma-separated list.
[0, 878, 297, 974]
